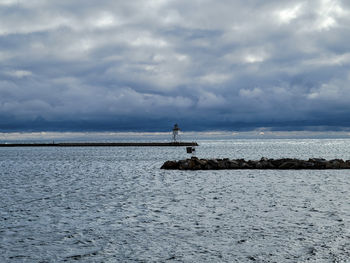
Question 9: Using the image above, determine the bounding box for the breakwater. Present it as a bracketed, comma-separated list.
[0, 142, 198, 147]
[161, 157, 350, 170]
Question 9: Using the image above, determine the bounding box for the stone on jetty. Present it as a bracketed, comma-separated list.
[160, 157, 350, 170]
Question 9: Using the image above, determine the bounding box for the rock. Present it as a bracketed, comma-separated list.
[256, 161, 273, 169]
[299, 161, 315, 169]
[197, 159, 208, 169]
[160, 160, 179, 169]
[218, 160, 226, 169]
[187, 159, 196, 169]
[255, 162, 263, 169]
[310, 158, 327, 169]
[207, 159, 219, 169]
[271, 159, 287, 167]
[228, 160, 240, 169]
[278, 161, 300, 169]
[309, 158, 327, 163]
[240, 162, 252, 169]
[260, 157, 269, 162]
[345, 160, 350, 168]
[178, 160, 189, 170]
[328, 159, 345, 169]
[160, 157, 350, 170]
[247, 160, 258, 168]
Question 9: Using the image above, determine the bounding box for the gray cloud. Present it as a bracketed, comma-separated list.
[0, 0, 350, 131]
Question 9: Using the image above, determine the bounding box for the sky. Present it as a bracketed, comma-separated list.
[1, 0, 350, 132]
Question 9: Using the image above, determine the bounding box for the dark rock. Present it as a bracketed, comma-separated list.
[187, 159, 196, 169]
[271, 159, 288, 167]
[207, 159, 219, 169]
[255, 162, 264, 169]
[160, 157, 350, 170]
[299, 161, 315, 169]
[309, 158, 327, 163]
[260, 157, 269, 162]
[178, 160, 189, 170]
[328, 159, 345, 169]
[218, 160, 226, 169]
[228, 160, 240, 169]
[344, 160, 350, 169]
[256, 160, 274, 169]
[196, 159, 208, 169]
[247, 160, 258, 168]
[240, 162, 252, 169]
[160, 160, 179, 169]
[278, 161, 300, 169]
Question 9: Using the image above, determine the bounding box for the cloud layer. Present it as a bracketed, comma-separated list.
[1, 0, 350, 131]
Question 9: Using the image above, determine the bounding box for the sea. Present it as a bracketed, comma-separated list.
[1, 138, 350, 262]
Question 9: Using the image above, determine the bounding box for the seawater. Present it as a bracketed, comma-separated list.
[1, 139, 350, 262]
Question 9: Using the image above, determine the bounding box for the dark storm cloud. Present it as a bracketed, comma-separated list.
[1, 0, 350, 131]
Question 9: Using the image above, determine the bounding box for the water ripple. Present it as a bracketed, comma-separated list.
[1, 140, 350, 262]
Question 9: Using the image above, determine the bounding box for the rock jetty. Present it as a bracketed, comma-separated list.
[161, 157, 350, 170]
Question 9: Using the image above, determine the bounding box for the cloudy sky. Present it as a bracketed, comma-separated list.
[1, 0, 350, 132]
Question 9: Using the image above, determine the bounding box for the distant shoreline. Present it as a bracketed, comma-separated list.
[0, 142, 198, 147]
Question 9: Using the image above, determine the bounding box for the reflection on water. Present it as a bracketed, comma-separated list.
[1, 139, 350, 262]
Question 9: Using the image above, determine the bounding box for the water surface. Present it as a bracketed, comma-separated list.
[1, 139, 350, 262]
